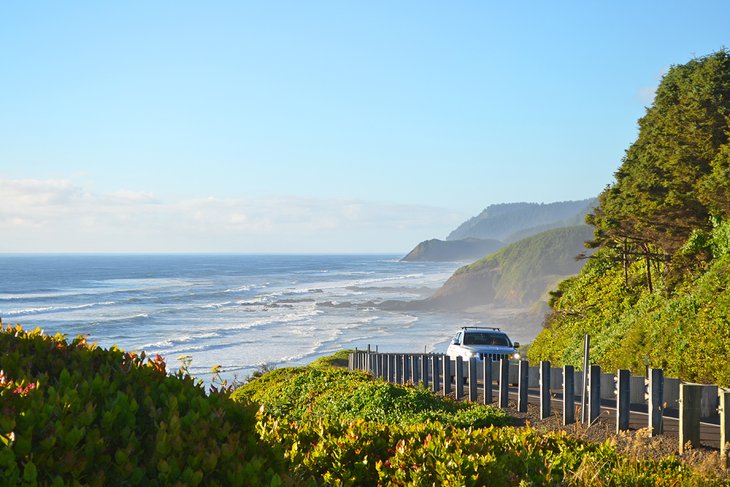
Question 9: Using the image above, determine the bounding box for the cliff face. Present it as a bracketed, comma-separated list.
[400, 238, 502, 262]
[426, 225, 593, 311]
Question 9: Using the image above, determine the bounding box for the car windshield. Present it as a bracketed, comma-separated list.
[462, 332, 509, 346]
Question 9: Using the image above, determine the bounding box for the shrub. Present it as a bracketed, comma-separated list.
[232, 366, 510, 427]
[0, 325, 282, 486]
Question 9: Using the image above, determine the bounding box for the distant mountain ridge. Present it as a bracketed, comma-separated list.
[401, 238, 502, 262]
[402, 198, 596, 262]
[447, 198, 596, 243]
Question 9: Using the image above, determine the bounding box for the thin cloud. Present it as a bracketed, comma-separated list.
[104, 190, 160, 205]
[1, 178, 83, 206]
[0, 178, 464, 252]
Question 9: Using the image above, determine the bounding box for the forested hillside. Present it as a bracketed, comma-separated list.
[529, 50, 730, 386]
[426, 225, 593, 310]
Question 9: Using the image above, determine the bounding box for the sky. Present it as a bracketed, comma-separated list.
[1, 2, 729, 253]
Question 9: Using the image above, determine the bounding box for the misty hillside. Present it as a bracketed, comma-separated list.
[401, 238, 502, 262]
[446, 198, 596, 242]
[426, 225, 593, 311]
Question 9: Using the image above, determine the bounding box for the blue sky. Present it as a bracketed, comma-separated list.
[1, 2, 729, 252]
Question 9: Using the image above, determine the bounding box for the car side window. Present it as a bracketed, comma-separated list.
[453, 332, 462, 345]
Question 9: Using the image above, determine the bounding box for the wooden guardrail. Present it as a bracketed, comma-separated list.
[349, 349, 729, 466]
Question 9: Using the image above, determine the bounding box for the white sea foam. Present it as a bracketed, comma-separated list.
[3, 301, 117, 317]
[223, 285, 253, 293]
[199, 301, 234, 309]
[0, 290, 86, 301]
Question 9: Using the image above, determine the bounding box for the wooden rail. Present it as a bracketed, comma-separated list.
[349, 349, 728, 464]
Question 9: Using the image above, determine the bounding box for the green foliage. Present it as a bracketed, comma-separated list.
[2, 330, 721, 486]
[308, 349, 352, 369]
[0, 325, 282, 485]
[234, 358, 724, 485]
[232, 366, 510, 428]
[255, 410, 714, 486]
[591, 50, 730, 255]
[530, 235, 730, 385]
[532, 51, 730, 387]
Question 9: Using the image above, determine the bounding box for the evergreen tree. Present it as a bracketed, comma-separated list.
[590, 50, 730, 263]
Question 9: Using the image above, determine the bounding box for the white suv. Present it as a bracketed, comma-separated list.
[446, 326, 521, 361]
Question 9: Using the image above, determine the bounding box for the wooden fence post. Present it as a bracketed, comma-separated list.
[581, 335, 590, 423]
[455, 356, 464, 400]
[540, 360, 551, 419]
[518, 360, 529, 413]
[588, 365, 601, 424]
[412, 355, 420, 384]
[442, 357, 452, 396]
[398, 353, 408, 384]
[616, 369, 630, 432]
[394, 354, 403, 384]
[483, 356, 493, 405]
[389, 354, 396, 383]
[432, 355, 440, 393]
[563, 365, 575, 425]
[680, 383, 702, 454]
[391, 354, 397, 382]
[396, 353, 408, 384]
[468, 357, 478, 402]
[720, 389, 729, 468]
[499, 357, 509, 408]
[402, 353, 404, 384]
[648, 368, 664, 436]
[418, 354, 426, 387]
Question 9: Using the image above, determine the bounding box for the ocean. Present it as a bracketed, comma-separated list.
[0, 254, 479, 383]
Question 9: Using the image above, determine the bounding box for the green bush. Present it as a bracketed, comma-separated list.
[308, 349, 352, 369]
[232, 366, 510, 427]
[255, 411, 710, 486]
[0, 325, 282, 486]
[237, 360, 725, 486]
[530, 236, 730, 386]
